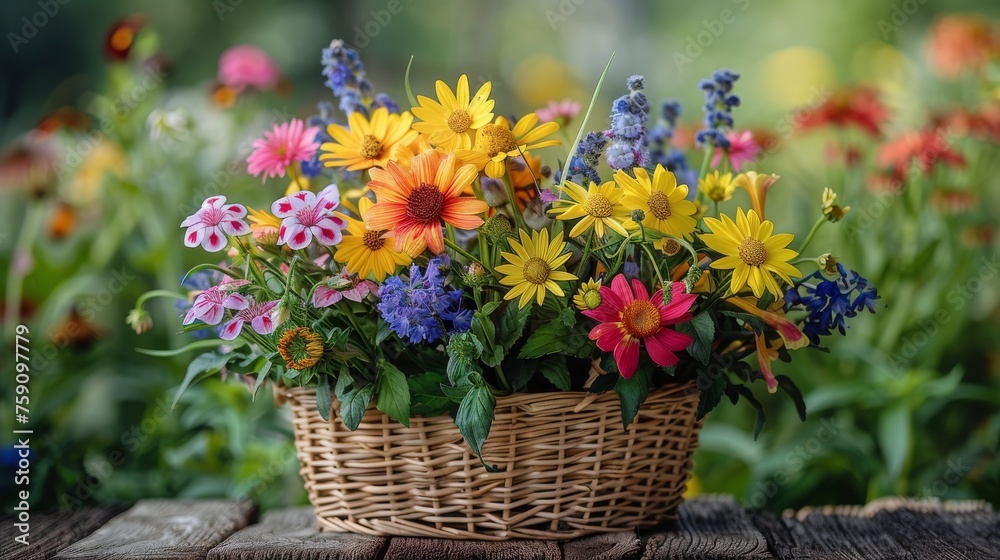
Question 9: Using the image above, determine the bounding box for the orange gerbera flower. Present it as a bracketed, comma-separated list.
[365, 152, 488, 254]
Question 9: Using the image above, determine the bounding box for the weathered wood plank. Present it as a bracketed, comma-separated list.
[54, 499, 256, 560]
[563, 530, 641, 560]
[640, 496, 772, 560]
[779, 506, 914, 560]
[381, 536, 561, 560]
[0, 506, 128, 560]
[206, 507, 386, 560]
[865, 498, 1000, 559]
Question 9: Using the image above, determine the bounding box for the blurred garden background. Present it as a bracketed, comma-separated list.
[2, 0, 999, 513]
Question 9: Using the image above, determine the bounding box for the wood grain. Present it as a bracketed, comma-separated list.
[54, 499, 256, 560]
[381, 536, 562, 560]
[207, 507, 386, 560]
[0, 506, 128, 560]
[640, 495, 773, 560]
[562, 530, 642, 560]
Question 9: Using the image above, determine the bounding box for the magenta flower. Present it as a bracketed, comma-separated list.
[536, 98, 581, 123]
[271, 187, 346, 250]
[219, 297, 280, 340]
[312, 270, 378, 308]
[712, 130, 761, 171]
[180, 196, 250, 252]
[182, 282, 249, 326]
[218, 45, 280, 91]
[246, 119, 320, 182]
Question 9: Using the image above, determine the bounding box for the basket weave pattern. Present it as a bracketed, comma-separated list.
[282, 380, 701, 540]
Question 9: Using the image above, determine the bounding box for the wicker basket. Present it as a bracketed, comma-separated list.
[280, 379, 701, 540]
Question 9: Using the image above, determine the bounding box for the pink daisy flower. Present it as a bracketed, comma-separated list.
[219, 296, 280, 340]
[271, 186, 346, 250]
[182, 285, 249, 326]
[583, 275, 697, 379]
[246, 119, 320, 182]
[712, 130, 761, 171]
[218, 45, 280, 91]
[536, 98, 581, 123]
[312, 270, 378, 308]
[180, 196, 250, 252]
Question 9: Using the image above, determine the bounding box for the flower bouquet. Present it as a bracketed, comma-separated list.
[133, 40, 879, 539]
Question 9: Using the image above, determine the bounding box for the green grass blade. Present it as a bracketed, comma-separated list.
[404, 55, 417, 107]
[557, 52, 615, 191]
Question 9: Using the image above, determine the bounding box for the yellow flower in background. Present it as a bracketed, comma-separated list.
[455, 114, 560, 179]
[573, 278, 603, 311]
[411, 75, 495, 151]
[733, 171, 779, 219]
[319, 107, 418, 171]
[284, 174, 311, 196]
[334, 197, 418, 282]
[700, 171, 735, 203]
[549, 180, 629, 238]
[247, 207, 281, 245]
[65, 141, 127, 205]
[497, 228, 577, 308]
[821, 187, 851, 222]
[616, 165, 698, 241]
[701, 208, 800, 299]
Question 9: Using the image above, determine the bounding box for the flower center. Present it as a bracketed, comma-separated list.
[278, 327, 324, 370]
[447, 110, 473, 133]
[621, 300, 661, 338]
[523, 257, 550, 284]
[406, 183, 445, 223]
[360, 134, 383, 160]
[362, 229, 387, 251]
[648, 191, 673, 220]
[585, 193, 614, 218]
[738, 237, 768, 267]
[475, 123, 518, 157]
[662, 238, 681, 256]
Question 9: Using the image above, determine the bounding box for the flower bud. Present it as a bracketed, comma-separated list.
[481, 214, 513, 242]
[125, 308, 153, 335]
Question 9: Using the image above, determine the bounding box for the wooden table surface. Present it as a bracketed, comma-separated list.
[4, 496, 998, 559]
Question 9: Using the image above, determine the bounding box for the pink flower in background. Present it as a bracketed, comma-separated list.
[183, 285, 249, 326]
[247, 119, 320, 182]
[271, 187, 346, 250]
[712, 130, 760, 171]
[218, 45, 280, 90]
[536, 98, 581, 123]
[180, 196, 250, 252]
[219, 297, 280, 340]
[312, 270, 378, 308]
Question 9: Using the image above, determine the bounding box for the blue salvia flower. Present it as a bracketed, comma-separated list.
[695, 69, 741, 150]
[554, 131, 607, 185]
[377, 256, 470, 344]
[320, 39, 398, 117]
[605, 75, 651, 171]
[785, 263, 881, 345]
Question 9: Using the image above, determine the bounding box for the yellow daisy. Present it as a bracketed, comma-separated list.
[699, 170, 735, 203]
[573, 278, 603, 311]
[549, 180, 629, 238]
[700, 208, 801, 299]
[496, 229, 577, 308]
[411, 75, 495, 151]
[334, 197, 420, 282]
[616, 164, 698, 241]
[454, 114, 560, 179]
[319, 107, 418, 171]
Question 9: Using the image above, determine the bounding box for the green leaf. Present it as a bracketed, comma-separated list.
[334, 366, 352, 401]
[481, 301, 501, 316]
[696, 369, 728, 420]
[728, 385, 766, 440]
[340, 383, 375, 430]
[171, 350, 231, 410]
[719, 310, 766, 332]
[137, 338, 228, 357]
[441, 383, 472, 402]
[681, 312, 715, 365]
[251, 360, 273, 402]
[878, 404, 911, 483]
[375, 320, 393, 346]
[518, 308, 590, 359]
[375, 361, 411, 427]
[455, 384, 497, 471]
[403, 55, 417, 107]
[538, 356, 571, 391]
[497, 303, 531, 351]
[407, 372, 456, 417]
[557, 51, 615, 190]
[315, 376, 333, 422]
[504, 359, 538, 392]
[614, 366, 651, 429]
[757, 290, 776, 310]
[775, 374, 807, 421]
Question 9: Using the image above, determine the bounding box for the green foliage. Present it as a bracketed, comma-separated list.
[614, 366, 652, 429]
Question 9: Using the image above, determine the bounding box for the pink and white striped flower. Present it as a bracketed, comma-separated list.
[182, 281, 250, 326]
[181, 196, 250, 252]
[271, 186, 346, 250]
[312, 269, 378, 308]
[219, 296, 280, 340]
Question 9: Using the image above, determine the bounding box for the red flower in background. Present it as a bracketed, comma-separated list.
[877, 129, 965, 176]
[104, 15, 146, 61]
[932, 103, 1000, 144]
[926, 14, 1000, 79]
[796, 87, 887, 138]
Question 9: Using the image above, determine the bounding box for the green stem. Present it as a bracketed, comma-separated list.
[796, 216, 827, 255]
[444, 237, 483, 268]
[4, 203, 45, 339]
[698, 142, 714, 179]
[502, 175, 528, 232]
[494, 362, 512, 394]
[640, 244, 667, 290]
[136, 290, 188, 309]
[574, 230, 596, 281]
